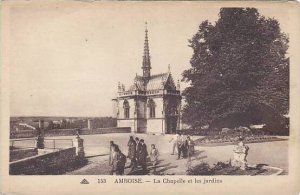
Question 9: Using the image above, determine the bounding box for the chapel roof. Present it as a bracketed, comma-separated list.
[128, 72, 172, 91]
[146, 73, 169, 91]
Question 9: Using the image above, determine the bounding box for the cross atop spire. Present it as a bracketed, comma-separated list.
[142, 21, 151, 78]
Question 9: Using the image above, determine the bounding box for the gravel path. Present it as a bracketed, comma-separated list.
[64, 134, 288, 175]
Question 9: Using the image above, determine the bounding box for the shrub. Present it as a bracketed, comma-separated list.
[187, 162, 211, 175]
[211, 161, 231, 172]
[187, 161, 233, 175]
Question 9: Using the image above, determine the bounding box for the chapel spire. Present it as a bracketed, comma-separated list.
[142, 22, 151, 78]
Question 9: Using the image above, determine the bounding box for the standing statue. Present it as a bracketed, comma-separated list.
[76, 128, 82, 137]
[232, 138, 249, 170]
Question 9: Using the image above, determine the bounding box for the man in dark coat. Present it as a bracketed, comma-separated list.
[112, 145, 126, 175]
[177, 133, 183, 160]
[135, 137, 141, 165]
[181, 134, 189, 158]
[137, 139, 148, 173]
[187, 136, 195, 158]
[127, 136, 137, 172]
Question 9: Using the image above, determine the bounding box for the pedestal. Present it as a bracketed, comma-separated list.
[73, 136, 85, 158]
[35, 136, 44, 149]
[232, 142, 249, 170]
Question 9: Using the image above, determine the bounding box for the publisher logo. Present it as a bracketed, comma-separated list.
[80, 179, 90, 184]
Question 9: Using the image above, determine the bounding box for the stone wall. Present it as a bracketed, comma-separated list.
[118, 120, 136, 133]
[147, 119, 165, 134]
[9, 147, 77, 175]
[10, 148, 38, 162]
[137, 119, 147, 133]
[82, 127, 130, 135]
[10, 127, 131, 139]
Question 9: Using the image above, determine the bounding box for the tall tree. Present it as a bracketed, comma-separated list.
[182, 8, 289, 131]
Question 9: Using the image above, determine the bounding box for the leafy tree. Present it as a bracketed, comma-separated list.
[182, 8, 289, 133]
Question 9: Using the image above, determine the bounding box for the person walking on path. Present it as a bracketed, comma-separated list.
[127, 136, 137, 172]
[135, 137, 141, 165]
[109, 141, 118, 174]
[138, 139, 148, 173]
[177, 133, 183, 160]
[150, 144, 159, 172]
[181, 133, 189, 158]
[169, 133, 179, 155]
[187, 136, 195, 160]
[112, 145, 127, 175]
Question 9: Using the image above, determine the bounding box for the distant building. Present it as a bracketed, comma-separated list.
[113, 26, 182, 134]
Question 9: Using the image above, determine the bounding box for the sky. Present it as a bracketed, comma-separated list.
[8, 1, 290, 117]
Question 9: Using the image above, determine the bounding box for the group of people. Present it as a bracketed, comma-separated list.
[109, 136, 159, 175]
[169, 133, 195, 160]
[108, 133, 195, 175]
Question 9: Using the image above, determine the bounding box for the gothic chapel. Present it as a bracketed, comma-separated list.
[113, 25, 182, 134]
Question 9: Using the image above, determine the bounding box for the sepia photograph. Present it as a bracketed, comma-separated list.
[7, 5, 290, 176]
[1, 1, 300, 195]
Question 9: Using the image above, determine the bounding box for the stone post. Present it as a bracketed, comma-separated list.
[87, 119, 92, 129]
[38, 120, 45, 130]
[73, 135, 85, 158]
[36, 136, 44, 149]
[232, 141, 249, 170]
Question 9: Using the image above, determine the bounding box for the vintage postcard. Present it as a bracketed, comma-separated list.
[0, 1, 300, 195]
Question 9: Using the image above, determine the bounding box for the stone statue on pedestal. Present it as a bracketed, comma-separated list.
[73, 135, 85, 158]
[232, 139, 249, 170]
[35, 127, 44, 149]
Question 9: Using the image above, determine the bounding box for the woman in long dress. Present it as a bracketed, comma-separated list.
[137, 139, 148, 172]
[109, 141, 117, 175]
[127, 136, 137, 172]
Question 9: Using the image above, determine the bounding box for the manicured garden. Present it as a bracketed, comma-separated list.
[195, 135, 286, 146]
[187, 161, 281, 175]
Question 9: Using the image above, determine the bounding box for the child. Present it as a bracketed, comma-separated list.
[150, 144, 159, 171]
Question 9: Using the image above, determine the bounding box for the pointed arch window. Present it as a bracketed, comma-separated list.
[123, 100, 130, 119]
[147, 99, 156, 118]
